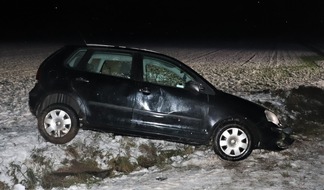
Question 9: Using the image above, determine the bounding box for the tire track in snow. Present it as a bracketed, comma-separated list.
[182, 49, 221, 63]
[241, 54, 256, 66]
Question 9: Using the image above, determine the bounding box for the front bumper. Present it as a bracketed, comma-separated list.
[271, 125, 295, 149]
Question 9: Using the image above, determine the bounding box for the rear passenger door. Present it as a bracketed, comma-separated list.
[68, 48, 137, 130]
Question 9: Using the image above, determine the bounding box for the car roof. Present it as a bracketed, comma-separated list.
[84, 43, 159, 54]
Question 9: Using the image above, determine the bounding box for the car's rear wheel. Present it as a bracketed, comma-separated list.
[213, 121, 253, 161]
[38, 104, 79, 144]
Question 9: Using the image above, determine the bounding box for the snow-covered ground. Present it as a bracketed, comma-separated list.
[0, 40, 323, 190]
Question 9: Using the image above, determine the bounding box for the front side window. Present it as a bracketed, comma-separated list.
[143, 56, 194, 88]
[86, 51, 132, 79]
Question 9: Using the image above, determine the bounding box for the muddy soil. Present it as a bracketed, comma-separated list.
[253, 86, 324, 140]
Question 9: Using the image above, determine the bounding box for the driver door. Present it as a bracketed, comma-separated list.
[132, 56, 210, 140]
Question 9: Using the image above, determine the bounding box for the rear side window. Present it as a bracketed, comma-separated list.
[66, 48, 87, 68]
[86, 51, 132, 79]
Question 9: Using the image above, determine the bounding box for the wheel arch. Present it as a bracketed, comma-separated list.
[210, 116, 261, 148]
[35, 92, 87, 123]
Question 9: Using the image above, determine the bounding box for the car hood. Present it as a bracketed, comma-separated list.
[213, 90, 267, 122]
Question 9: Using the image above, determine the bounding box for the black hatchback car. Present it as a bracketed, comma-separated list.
[29, 44, 294, 161]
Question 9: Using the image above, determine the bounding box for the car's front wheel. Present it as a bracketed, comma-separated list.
[37, 104, 79, 144]
[213, 120, 253, 161]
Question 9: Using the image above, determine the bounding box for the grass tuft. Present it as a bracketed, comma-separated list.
[0, 181, 9, 190]
[40, 159, 108, 189]
[108, 156, 137, 174]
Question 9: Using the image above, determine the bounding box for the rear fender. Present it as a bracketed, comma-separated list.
[36, 93, 88, 124]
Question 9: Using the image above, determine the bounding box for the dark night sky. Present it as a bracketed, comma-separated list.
[1, 0, 324, 43]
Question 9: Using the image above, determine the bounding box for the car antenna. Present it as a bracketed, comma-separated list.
[83, 38, 88, 45]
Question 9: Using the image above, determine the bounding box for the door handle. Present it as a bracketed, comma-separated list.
[139, 87, 151, 95]
[75, 77, 89, 83]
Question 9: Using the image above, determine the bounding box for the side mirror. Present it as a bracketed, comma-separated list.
[185, 81, 202, 93]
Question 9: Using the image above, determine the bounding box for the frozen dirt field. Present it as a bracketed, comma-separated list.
[0, 39, 323, 190]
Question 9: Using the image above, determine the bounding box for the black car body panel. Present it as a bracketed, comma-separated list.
[29, 44, 294, 160]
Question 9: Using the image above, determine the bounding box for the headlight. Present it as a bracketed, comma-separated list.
[265, 110, 280, 125]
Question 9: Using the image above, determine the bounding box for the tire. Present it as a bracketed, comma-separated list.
[37, 104, 79, 144]
[213, 120, 253, 161]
